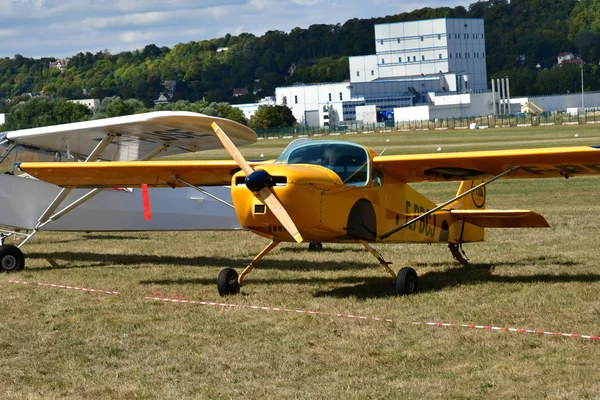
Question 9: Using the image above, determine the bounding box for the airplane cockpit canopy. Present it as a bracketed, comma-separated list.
[275, 140, 370, 186]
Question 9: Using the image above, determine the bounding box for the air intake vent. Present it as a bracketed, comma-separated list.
[236, 176, 287, 186]
[254, 204, 266, 214]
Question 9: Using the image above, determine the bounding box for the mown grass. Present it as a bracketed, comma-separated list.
[2, 124, 600, 398]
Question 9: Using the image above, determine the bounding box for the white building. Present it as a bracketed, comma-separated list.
[350, 18, 487, 91]
[276, 82, 354, 127]
[69, 99, 100, 109]
[0, 113, 5, 126]
[233, 96, 277, 120]
[275, 18, 488, 127]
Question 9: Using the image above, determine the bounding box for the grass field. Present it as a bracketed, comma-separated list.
[2, 124, 600, 398]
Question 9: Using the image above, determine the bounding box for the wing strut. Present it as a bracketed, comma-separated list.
[172, 176, 234, 209]
[380, 165, 521, 240]
[0, 142, 17, 164]
[16, 137, 172, 249]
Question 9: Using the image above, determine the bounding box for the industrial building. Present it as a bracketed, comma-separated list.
[275, 18, 488, 127]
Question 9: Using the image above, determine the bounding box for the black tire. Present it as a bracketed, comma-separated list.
[217, 268, 240, 296]
[0, 244, 25, 273]
[308, 242, 323, 251]
[394, 267, 417, 295]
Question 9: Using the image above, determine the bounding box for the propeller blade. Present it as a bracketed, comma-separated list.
[259, 187, 303, 243]
[211, 122, 253, 176]
[211, 122, 303, 243]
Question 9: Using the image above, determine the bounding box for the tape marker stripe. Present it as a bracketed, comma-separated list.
[6, 281, 598, 341]
[8, 280, 120, 295]
[144, 296, 600, 342]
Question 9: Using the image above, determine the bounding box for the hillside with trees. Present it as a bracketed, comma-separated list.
[2, 0, 600, 121]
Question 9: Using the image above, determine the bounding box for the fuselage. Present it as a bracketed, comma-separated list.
[231, 140, 480, 244]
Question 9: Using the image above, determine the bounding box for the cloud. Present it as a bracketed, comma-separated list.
[0, 0, 472, 58]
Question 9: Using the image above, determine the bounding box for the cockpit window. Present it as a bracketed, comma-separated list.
[275, 140, 370, 186]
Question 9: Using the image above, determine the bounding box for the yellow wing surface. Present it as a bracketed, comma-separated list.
[374, 145, 600, 182]
[20, 145, 600, 188]
[19, 160, 268, 188]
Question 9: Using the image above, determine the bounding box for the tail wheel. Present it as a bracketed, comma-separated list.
[217, 268, 240, 296]
[0, 244, 25, 273]
[394, 267, 417, 295]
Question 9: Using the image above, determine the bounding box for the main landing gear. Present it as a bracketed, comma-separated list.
[217, 240, 281, 296]
[216, 239, 418, 296]
[0, 244, 25, 273]
[360, 241, 418, 295]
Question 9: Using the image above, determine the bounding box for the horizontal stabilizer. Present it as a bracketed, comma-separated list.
[449, 209, 550, 228]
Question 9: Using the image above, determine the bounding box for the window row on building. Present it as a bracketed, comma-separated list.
[292, 92, 345, 104]
[379, 32, 483, 45]
[449, 52, 485, 59]
[377, 45, 449, 55]
[374, 51, 485, 65]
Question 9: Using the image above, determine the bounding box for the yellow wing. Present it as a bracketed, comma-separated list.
[373, 146, 600, 182]
[19, 160, 269, 188]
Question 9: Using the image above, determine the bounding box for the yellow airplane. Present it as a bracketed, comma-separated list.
[15, 116, 600, 296]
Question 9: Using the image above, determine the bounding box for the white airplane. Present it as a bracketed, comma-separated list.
[0, 111, 257, 271]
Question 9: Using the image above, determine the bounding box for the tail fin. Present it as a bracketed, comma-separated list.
[447, 180, 485, 243]
[452, 180, 486, 210]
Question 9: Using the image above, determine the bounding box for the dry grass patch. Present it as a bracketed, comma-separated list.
[2, 124, 600, 398]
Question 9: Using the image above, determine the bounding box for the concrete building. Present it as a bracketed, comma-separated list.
[276, 18, 488, 127]
[350, 18, 487, 91]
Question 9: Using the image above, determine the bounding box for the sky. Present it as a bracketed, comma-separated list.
[0, 0, 472, 59]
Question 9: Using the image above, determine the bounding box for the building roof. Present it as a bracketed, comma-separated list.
[233, 87, 249, 96]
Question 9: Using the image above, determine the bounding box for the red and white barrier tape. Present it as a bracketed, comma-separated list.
[5, 279, 598, 341]
[8, 280, 120, 295]
[144, 296, 600, 342]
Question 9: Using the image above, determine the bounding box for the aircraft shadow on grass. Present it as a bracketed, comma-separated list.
[25, 251, 370, 272]
[24, 251, 598, 299]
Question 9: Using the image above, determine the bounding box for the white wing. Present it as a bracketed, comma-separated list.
[4, 111, 256, 161]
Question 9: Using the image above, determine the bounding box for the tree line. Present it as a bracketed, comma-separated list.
[2, 0, 600, 118]
[1, 96, 296, 131]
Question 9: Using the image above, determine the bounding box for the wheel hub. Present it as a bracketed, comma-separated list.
[2, 255, 16, 270]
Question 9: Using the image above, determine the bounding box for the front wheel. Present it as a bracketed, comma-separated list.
[217, 268, 240, 296]
[308, 242, 323, 251]
[0, 244, 25, 273]
[394, 267, 417, 295]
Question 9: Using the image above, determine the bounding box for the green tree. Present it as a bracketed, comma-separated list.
[249, 105, 296, 129]
[4, 97, 91, 130]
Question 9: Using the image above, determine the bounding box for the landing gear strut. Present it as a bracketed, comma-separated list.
[360, 241, 418, 295]
[217, 240, 281, 296]
[449, 243, 469, 266]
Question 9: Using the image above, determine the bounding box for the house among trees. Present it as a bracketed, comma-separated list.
[49, 59, 69, 70]
[154, 93, 169, 105]
[233, 87, 249, 97]
[557, 52, 584, 66]
[153, 80, 176, 105]
[162, 80, 176, 97]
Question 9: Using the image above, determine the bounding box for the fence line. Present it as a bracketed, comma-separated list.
[254, 111, 600, 139]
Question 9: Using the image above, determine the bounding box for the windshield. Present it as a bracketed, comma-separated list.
[275, 140, 370, 186]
